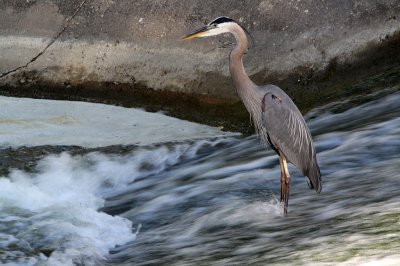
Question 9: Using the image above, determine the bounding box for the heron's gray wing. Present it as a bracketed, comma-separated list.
[261, 92, 321, 192]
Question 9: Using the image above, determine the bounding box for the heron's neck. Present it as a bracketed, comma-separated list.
[229, 26, 256, 97]
[229, 24, 261, 126]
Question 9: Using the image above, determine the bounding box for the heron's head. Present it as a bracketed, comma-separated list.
[180, 16, 238, 40]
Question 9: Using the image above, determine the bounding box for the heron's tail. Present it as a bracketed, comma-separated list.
[307, 159, 322, 193]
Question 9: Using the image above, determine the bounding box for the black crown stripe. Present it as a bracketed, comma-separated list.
[208, 16, 235, 25]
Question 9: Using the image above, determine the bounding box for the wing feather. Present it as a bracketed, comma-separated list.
[261, 91, 321, 191]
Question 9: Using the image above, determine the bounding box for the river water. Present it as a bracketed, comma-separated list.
[0, 87, 399, 265]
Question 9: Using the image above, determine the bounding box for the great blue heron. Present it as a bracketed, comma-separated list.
[181, 16, 322, 215]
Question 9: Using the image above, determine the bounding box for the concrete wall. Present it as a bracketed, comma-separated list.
[0, 1, 399, 132]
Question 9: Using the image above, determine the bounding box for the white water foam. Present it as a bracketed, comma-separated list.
[0, 138, 234, 265]
[0, 153, 137, 265]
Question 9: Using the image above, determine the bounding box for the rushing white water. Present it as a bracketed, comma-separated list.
[0, 153, 136, 265]
[0, 88, 399, 265]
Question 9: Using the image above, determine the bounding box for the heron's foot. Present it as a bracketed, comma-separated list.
[283, 194, 288, 216]
[283, 176, 291, 216]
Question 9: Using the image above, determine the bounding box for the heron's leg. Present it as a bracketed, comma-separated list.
[278, 153, 285, 202]
[282, 156, 291, 216]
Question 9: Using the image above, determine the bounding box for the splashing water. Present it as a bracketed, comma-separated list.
[0, 88, 399, 265]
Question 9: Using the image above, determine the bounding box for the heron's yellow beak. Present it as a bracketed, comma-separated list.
[180, 25, 210, 40]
